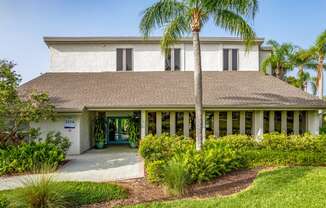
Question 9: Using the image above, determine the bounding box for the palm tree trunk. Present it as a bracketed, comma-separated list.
[193, 31, 203, 151]
[318, 56, 324, 99]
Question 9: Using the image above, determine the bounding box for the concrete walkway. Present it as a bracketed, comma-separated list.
[0, 146, 144, 190]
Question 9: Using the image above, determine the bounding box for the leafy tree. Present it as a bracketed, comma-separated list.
[0, 60, 55, 145]
[309, 30, 326, 99]
[262, 40, 296, 80]
[140, 0, 257, 150]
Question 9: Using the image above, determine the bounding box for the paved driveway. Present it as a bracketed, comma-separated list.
[0, 146, 144, 190]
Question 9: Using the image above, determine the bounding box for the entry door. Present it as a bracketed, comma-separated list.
[107, 117, 129, 144]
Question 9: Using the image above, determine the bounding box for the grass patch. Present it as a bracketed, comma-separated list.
[129, 167, 326, 208]
[0, 181, 127, 207]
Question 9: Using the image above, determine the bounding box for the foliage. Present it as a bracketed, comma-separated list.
[141, 133, 326, 187]
[9, 173, 68, 208]
[94, 115, 106, 144]
[140, 134, 243, 184]
[261, 40, 296, 80]
[145, 160, 165, 184]
[0, 60, 55, 146]
[140, 0, 258, 49]
[0, 180, 127, 208]
[139, 134, 194, 162]
[0, 133, 70, 175]
[129, 167, 326, 208]
[126, 113, 141, 146]
[162, 155, 190, 196]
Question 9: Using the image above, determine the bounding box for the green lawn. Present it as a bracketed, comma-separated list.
[129, 167, 326, 208]
[0, 181, 127, 207]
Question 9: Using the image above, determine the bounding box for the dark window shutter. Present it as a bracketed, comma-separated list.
[126, 48, 133, 71]
[116, 49, 123, 71]
[232, 49, 238, 71]
[223, 49, 229, 71]
[174, 48, 181, 71]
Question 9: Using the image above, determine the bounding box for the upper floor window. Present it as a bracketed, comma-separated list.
[165, 48, 181, 71]
[117, 48, 133, 71]
[223, 49, 238, 71]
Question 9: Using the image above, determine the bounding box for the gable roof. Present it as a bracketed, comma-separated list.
[19, 71, 326, 112]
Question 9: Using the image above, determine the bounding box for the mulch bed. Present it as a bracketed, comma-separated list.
[85, 168, 261, 208]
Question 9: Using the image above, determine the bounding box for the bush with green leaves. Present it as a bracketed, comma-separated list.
[0, 132, 70, 175]
[140, 134, 244, 184]
[141, 133, 326, 187]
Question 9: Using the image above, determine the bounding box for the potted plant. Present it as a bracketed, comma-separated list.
[94, 116, 106, 149]
[127, 114, 140, 148]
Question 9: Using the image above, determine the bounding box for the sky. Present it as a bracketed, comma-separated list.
[0, 0, 326, 83]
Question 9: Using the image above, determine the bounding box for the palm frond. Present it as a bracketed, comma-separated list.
[161, 15, 191, 51]
[213, 9, 256, 48]
[139, 0, 187, 38]
[203, 0, 258, 19]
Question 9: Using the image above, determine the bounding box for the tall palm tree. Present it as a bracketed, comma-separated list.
[261, 40, 296, 80]
[291, 48, 313, 91]
[310, 30, 326, 99]
[140, 0, 257, 150]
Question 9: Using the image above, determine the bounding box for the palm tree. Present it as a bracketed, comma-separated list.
[309, 30, 326, 99]
[291, 49, 313, 91]
[261, 40, 296, 80]
[140, 0, 257, 150]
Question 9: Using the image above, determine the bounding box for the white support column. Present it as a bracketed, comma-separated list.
[227, 111, 232, 135]
[307, 111, 320, 135]
[240, 111, 246, 134]
[213, 112, 219, 137]
[170, 112, 176, 135]
[281, 111, 287, 133]
[253, 110, 264, 140]
[293, 111, 300, 134]
[202, 111, 206, 142]
[269, 111, 275, 133]
[156, 112, 162, 136]
[141, 110, 148, 139]
[183, 112, 190, 137]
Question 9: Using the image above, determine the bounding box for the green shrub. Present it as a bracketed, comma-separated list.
[184, 144, 244, 182]
[139, 134, 194, 162]
[0, 134, 70, 175]
[0, 196, 8, 208]
[207, 134, 258, 150]
[162, 156, 190, 196]
[146, 160, 165, 184]
[242, 149, 326, 167]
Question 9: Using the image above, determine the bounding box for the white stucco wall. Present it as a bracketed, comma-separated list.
[307, 111, 320, 135]
[31, 112, 92, 155]
[49, 42, 261, 72]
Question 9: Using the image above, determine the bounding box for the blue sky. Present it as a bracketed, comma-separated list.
[0, 0, 326, 83]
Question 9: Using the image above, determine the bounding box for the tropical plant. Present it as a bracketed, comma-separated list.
[290, 49, 314, 91]
[140, 0, 258, 150]
[8, 167, 69, 208]
[261, 40, 296, 80]
[286, 71, 311, 91]
[94, 115, 106, 148]
[163, 155, 190, 196]
[309, 30, 326, 99]
[126, 113, 140, 148]
[0, 60, 56, 146]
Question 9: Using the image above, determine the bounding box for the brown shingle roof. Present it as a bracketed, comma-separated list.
[19, 71, 326, 111]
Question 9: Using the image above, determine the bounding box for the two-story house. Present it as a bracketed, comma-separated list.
[20, 36, 326, 155]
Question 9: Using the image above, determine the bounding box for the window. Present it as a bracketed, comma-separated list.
[176, 112, 184, 136]
[287, 111, 294, 134]
[274, 111, 282, 133]
[165, 48, 181, 71]
[219, 112, 227, 137]
[116, 48, 133, 71]
[299, 111, 307, 134]
[162, 112, 170, 134]
[264, 111, 270, 133]
[223, 49, 238, 71]
[232, 112, 240, 134]
[206, 112, 214, 137]
[245, 111, 253, 135]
